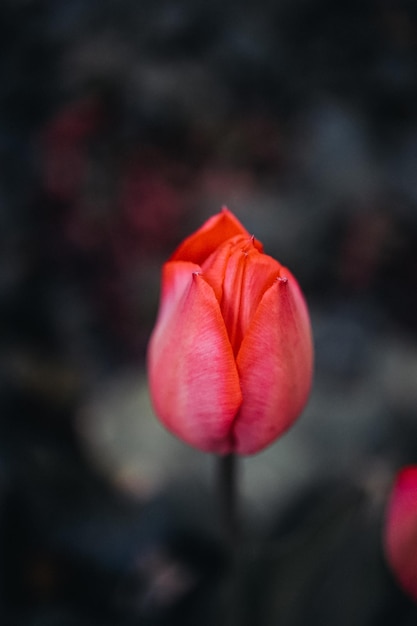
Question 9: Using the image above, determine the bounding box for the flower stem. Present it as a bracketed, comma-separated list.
[218, 453, 239, 548]
[218, 453, 243, 626]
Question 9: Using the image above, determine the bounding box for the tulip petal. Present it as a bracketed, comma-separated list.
[171, 207, 262, 265]
[201, 235, 264, 304]
[221, 242, 282, 355]
[233, 270, 313, 454]
[384, 466, 417, 601]
[148, 262, 242, 454]
[199, 235, 242, 303]
[154, 260, 201, 332]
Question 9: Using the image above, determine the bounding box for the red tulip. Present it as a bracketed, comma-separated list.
[384, 466, 417, 600]
[147, 208, 313, 455]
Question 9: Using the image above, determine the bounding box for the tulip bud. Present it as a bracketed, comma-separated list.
[147, 208, 313, 455]
[384, 466, 417, 600]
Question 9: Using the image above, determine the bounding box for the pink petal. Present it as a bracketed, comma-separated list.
[233, 269, 313, 454]
[220, 242, 281, 355]
[170, 207, 262, 265]
[147, 262, 242, 453]
[199, 235, 242, 303]
[384, 466, 417, 601]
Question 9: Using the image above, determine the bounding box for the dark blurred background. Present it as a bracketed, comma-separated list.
[2, 0, 417, 624]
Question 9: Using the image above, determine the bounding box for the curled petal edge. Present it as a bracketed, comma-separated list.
[170, 207, 262, 265]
